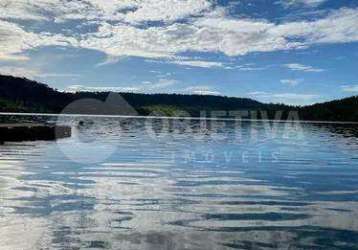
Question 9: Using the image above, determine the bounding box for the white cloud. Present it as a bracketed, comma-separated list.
[146, 58, 227, 68]
[0, 1, 358, 65]
[228, 64, 270, 71]
[95, 56, 122, 67]
[123, 0, 212, 24]
[78, 7, 358, 59]
[0, 54, 30, 61]
[284, 63, 324, 72]
[0, 0, 50, 20]
[302, 0, 327, 5]
[148, 78, 178, 89]
[278, 0, 327, 8]
[184, 86, 221, 95]
[0, 66, 41, 79]
[248, 91, 320, 105]
[0, 20, 35, 57]
[341, 85, 358, 93]
[66, 78, 178, 93]
[0, 65, 80, 79]
[38, 73, 80, 78]
[0, 18, 77, 60]
[0, 0, 212, 23]
[281, 78, 303, 86]
[66, 85, 141, 93]
[272, 8, 358, 44]
[169, 60, 225, 68]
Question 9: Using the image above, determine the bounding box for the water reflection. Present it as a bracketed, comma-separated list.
[0, 118, 358, 249]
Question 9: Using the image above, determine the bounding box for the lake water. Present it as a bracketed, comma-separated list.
[1, 117, 358, 249]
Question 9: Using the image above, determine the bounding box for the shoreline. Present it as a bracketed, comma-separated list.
[0, 123, 71, 142]
[0, 112, 357, 125]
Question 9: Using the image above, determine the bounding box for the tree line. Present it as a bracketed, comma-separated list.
[0, 74, 357, 121]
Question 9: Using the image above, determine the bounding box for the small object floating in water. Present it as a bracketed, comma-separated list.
[77, 120, 94, 128]
[0, 123, 71, 142]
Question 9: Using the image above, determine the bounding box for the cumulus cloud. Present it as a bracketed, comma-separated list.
[341, 85, 358, 93]
[0, 0, 212, 23]
[0, 0, 50, 20]
[123, 0, 212, 24]
[79, 7, 358, 60]
[284, 63, 324, 72]
[0, 18, 77, 60]
[0, 1, 357, 65]
[0, 20, 35, 57]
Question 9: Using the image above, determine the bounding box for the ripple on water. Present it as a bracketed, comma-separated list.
[0, 120, 358, 249]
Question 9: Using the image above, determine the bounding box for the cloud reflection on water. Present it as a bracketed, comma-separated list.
[0, 119, 358, 249]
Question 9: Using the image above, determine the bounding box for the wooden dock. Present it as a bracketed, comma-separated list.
[0, 123, 71, 142]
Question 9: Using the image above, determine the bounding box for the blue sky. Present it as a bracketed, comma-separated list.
[0, 0, 357, 105]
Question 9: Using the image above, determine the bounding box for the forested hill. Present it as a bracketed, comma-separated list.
[299, 96, 358, 122]
[0, 75, 72, 113]
[0, 74, 284, 116]
[0, 74, 357, 121]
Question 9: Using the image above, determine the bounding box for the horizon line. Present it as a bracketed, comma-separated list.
[1, 112, 357, 125]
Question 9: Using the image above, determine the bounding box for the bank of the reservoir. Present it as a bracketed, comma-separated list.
[0, 124, 71, 142]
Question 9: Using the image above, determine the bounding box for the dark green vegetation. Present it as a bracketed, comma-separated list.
[0, 124, 71, 142]
[300, 97, 358, 122]
[0, 74, 357, 121]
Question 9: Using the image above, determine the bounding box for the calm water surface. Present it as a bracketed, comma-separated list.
[0, 118, 358, 249]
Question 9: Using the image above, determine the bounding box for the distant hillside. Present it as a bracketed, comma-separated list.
[0, 75, 72, 113]
[0, 74, 282, 116]
[0, 74, 357, 121]
[299, 96, 358, 122]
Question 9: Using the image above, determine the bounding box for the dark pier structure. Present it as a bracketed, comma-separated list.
[0, 124, 71, 143]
